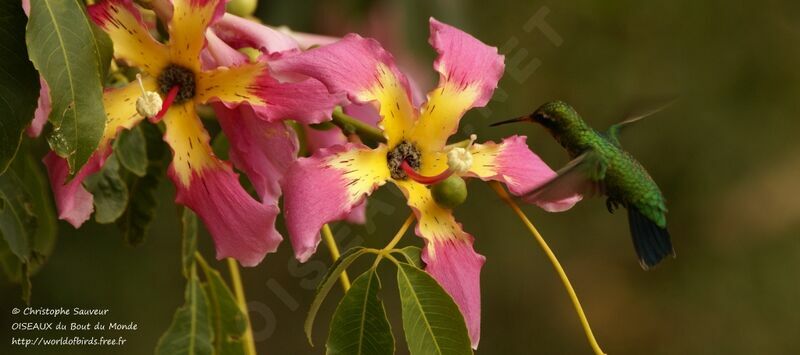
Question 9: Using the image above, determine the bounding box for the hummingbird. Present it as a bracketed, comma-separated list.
[492, 100, 675, 269]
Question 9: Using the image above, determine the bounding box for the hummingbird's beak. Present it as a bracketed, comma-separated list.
[490, 115, 531, 127]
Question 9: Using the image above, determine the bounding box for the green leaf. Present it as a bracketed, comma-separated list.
[0, 152, 57, 302]
[305, 246, 370, 345]
[181, 209, 198, 279]
[326, 269, 394, 355]
[117, 124, 167, 246]
[211, 132, 230, 161]
[393, 246, 423, 269]
[156, 271, 214, 355]
[26, 0, 113, 173]
[114, 127, 148, 177]
[0, 1, 41, 173]
[197, 256, 247, 355]
[396, 263, 472, 355]
[84, 155, 128, 224]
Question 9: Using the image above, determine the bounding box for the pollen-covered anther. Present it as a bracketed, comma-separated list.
[134, 74, 163, 117]
[157, 64, 196, 104]
[447, 147, 473, 174]
[387, 141, 421, 180]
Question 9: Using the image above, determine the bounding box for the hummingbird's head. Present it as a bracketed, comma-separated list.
[531, 100, 580, 132]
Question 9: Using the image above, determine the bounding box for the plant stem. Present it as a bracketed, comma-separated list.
[372, 214, 416, 268]
[226, 258, 258, 355]
[383, 214, 415, 251]
[331, 107, 386, 143]
[489, 182, 606, 355]
[321, 224, 351, 291]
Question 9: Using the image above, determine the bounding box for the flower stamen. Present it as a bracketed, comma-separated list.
[152, 85, 180, 122]
[400, 160, 453, 185]
[135, 73, 163, 118]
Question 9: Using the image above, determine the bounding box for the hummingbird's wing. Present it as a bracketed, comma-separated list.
[522, 150, 607, 202]
[605, 98, 676, 146]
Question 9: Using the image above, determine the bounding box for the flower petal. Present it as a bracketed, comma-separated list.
[196, 62, 339, 124]
[270, 34, 416, 145]
[88, 0, 169, 73]
[394, 180, 485, 347]
[423, 239, 485, 349]
[211, 13, 300, 54]
[163, 103, 280, 266]
[302, 125, 368, 224]
[413, 18, 505, 151]
[27, 77, 50, 138]
[43, 149, 108, 228]
[284, 144, 390, 261]
[467, 136, 581, 212]
[171, 164, 281, 267]
[204, 29, 249, 69]
[101, 77, 154, 143]
[167, 0, 226, 70]
[214, 103, 298, 203]
[162, 104, 217, 186]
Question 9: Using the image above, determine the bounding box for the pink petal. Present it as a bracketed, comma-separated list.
[342, 102, 381, 128]
[423, 237, 486, 349]
[301, 125, 367, 224]
[214, 103, 298, 203]
[269, 34, 412, 105]
[211, 13, 300, 55]
[27, 77, 50, 138]
[203, 29, 248, 69]
[42, 149, 109, 228]
[247, 73, 342, 124]
[283, 144, 389, 261]
[203, 29, 341, 125]
[170, 163, 281, 267]
[467, 135, 581, 212]
[428, 18, 504, 108]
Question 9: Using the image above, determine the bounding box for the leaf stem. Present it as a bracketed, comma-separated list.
[372, 214, 415, 268]
[321, 224, 351, 291]
[331, 107, 386, 143]
[383, 214, 415, 251]
[226, 258, 258, 355]
[489, 182, 606, 355]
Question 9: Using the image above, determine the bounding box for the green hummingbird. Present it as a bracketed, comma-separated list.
[492, 100, 675, 269]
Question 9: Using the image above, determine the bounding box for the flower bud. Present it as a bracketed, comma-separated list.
[432, 175, 468, 209]
[226, 0, 257, 17]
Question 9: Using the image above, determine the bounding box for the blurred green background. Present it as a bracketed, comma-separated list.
[3, 0, 800, 354]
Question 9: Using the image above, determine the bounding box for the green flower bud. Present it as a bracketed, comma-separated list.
[432, 175, 468, 209]
[226, 0, 257, 17]
[237, 47, 261, 63]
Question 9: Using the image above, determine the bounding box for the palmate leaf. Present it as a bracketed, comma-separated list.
[181, 209, 198, 279]
[156, 271, 214, 355]
[197, 257, 248, 355]
[0, 151, 57, 302]
[393, 246, 423, 269]
[84, 154, 128, 224]
[114, 126, 148, 177]
[305, 246, 370, 345]
[396, 263, 472, 355]
[326, 268, 394, 355]
[26, 0, 112, 174]
[117, 124, 167, 246]
[0, 1, 40, 173]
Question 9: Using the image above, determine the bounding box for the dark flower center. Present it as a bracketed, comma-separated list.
[387, 141, 421, 180]
[157, 64, 196, 104]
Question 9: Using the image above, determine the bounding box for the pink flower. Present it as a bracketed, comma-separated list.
[273, 18, 580, 347]
[41, 0, 340, 267]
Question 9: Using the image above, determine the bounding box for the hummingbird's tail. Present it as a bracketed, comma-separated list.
[627, 207, 674, 270]
[489, 115, 531, 127]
